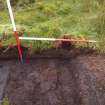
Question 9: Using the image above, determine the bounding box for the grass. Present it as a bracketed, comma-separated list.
[0, 0, 104, 50]
[1, 97, 10, 105]
[95, 3, 105, 52]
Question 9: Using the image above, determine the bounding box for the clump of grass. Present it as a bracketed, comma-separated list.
[1, 97, 10, 105]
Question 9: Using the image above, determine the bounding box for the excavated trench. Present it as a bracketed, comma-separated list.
[0, 46, 105, 105]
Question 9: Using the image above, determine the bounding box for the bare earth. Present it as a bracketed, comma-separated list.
[0, 47, 105, 105]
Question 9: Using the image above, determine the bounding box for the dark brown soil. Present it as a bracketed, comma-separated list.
[1, 47, 105, 105]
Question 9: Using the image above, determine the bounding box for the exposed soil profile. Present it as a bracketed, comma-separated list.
[0, 47, 105, 105]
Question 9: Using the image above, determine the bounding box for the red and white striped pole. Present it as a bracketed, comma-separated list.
[19, 37, 97, 43]
[6, 0, 23, 62]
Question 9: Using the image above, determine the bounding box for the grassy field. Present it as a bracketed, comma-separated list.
[0, 0, 105, 50]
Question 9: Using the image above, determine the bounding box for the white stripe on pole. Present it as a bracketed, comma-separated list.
[87, 40, 97, 43]
[19, 37, 97, 43]
[6, 0, 16, 31]
[19, 37, 56, 41]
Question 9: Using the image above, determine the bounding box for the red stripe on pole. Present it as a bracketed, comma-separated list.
[14, 31, 23, 62]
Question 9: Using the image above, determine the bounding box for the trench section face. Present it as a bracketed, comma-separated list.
[3, 55, 105, 105]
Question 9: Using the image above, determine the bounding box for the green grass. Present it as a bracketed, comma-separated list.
[0, 0, 104, 50]
[1, 97, 10, 105]
[95, 3, 105, 52]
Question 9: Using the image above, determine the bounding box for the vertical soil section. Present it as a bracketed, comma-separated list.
[0, 48, 105, 105]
